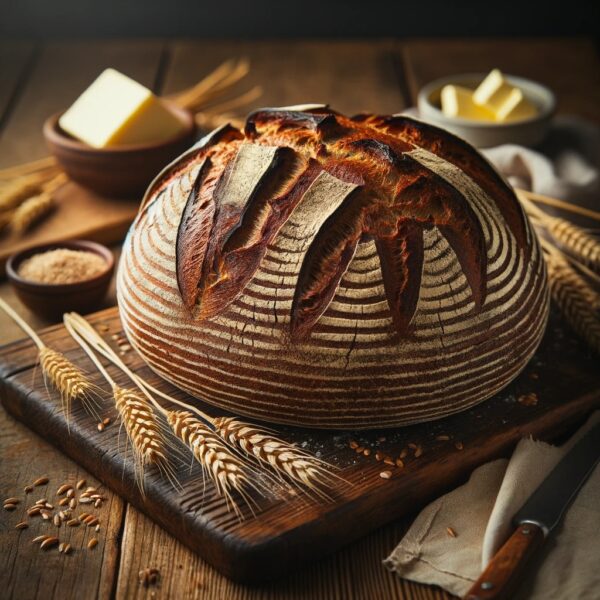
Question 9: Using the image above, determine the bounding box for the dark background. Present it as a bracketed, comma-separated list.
[1, 0, 599, 38]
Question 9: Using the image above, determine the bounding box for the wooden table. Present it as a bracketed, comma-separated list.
[1, 38, 598, 600]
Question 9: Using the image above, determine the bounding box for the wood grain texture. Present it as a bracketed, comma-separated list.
[163, 40, 406, 116]
[464, 524, 545, 600]
[400, 38, 600, 123]
[0, 306, 597, 584]
[0, 41, 36, 128]
[0, 411, 125, 600]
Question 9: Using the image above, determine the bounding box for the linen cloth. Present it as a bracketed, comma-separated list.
[385, 412, 600, 599]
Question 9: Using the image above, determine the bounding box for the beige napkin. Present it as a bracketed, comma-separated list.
[384, 412, 600, 599]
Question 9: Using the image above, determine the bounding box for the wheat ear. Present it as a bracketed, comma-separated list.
[545, 251, 600, 354]
[0, 298, 100, 419]
[0, 178, 43, 212]
[63, 317, 176, 491]
[546, 218, 600, 273]
[64, 314, 262, 509]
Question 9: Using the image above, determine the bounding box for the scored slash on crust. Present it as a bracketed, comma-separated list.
[174, 106, 528, 342]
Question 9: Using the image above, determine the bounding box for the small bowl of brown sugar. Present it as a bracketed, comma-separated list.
[7, 240, 114, 318]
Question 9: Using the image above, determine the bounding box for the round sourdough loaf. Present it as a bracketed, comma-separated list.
[117, 105, 549, 429]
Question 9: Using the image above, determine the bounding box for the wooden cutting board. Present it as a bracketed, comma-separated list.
[0, 180, 139, 276]
[0, 306, 598, 583]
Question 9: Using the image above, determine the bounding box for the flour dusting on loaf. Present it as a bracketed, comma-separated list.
[117, 105, 549, 429]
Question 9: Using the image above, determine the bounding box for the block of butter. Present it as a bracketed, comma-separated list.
[59, 68, 185, 148]
[440, 85, 496, 121]
[473, 69, 537, 122]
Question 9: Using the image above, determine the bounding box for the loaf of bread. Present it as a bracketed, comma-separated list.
[117, 104, 549, 429]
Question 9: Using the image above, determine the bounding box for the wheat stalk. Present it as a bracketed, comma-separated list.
[64, 315, 263, 508]
[0, 177, 43, 212]
[545, 217, 600, 273]
[62, 317, 177, 491]
[167, 410, 259, 515]
[0, 298, 100, 420]
[10, 192, 54, 233]
[64, 313, 342, 501]
[212, 417, 340, 498]
[545, 251, 600, 354]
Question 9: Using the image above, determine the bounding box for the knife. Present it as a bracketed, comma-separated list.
[464, 421, 600, 600]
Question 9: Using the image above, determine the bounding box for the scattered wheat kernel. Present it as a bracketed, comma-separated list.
[24, 486, 33, 494]
[67, 519, 80, 527]
[59, 542, 66, 553]
[414, 447, 423, 458]
[355, 446, 365, 454]
[63, 543, 72, 554]
[56, 484, 72, 496]
[436, 435, 450, 441]
[66, 489, 75, 499]
[396, 459, 404, 468]
[399, 448, 408, 459]
[95, 524, 100, 532]
[4, 503, 17, 511]
[447, 527, 457, 538]
[35, 499, 46, 505]
[4, 497, 19, 505]
[455, 442, 464, 451]
[102, 418, 111, 426]
[111, 334, 119, 341]
[349, 440, 358, 449]
[41, 511, 51, 520]
[58, 498, 69, 507]
[85, 487, 97, 493]
[53, 515, 61, 527]
[69, 498, 77, 509]
[94, 499, 102, 508]
[76, 479, 86, 490]
[79, 497, 92, 504]
[380, 470, 392, 480]
[88, 538, 98, 550]
[97, 423, 104, 432]
[28, 507, 41, 517]
[40, 537, 59, 550]
[375, 451, 383, 461]
[78, 512, 90, 521]
[33, 477, 49, 486]
[363, 448, 371, 456]
[15, 521, 29, 530]
[45, 503, 54, 509]
[87, 518, 99, 527]
[383, 457, 395, 466]
[32, 535, 50, 544]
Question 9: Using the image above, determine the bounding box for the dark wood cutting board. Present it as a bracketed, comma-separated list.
[0, 306, 598, 583]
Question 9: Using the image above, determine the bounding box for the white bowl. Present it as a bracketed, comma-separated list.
[417, 73, 556, 148]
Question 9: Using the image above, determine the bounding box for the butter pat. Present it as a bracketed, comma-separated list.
[440, 85, 495, 121]
[59, 69, 185, 148]
[473, 69, 537, 122]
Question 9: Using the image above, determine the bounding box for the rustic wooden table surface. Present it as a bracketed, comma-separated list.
[1, 37, 599, 600]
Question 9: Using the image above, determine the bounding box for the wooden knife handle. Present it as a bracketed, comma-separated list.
[463, 523, 545, 600]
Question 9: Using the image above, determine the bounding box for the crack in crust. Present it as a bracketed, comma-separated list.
[173, 106, 528, 341]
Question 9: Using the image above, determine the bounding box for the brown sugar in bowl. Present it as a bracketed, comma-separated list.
[7, 240, 114, 319]
[43, 103, 196, 198]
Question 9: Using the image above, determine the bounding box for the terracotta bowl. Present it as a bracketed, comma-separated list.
[7, 240, 115, 319]
[43, 103, 196, 198]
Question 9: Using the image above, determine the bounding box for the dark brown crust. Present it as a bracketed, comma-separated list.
[174, 108, 526, 337]
[358, 114, 529, 254]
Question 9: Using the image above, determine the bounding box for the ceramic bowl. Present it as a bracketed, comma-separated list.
[7, 240, 115, 319]
[417, 73, 556, 148]
[43, 103, 196, 198]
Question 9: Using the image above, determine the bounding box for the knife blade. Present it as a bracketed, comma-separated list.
[464, 420, 600, 600]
